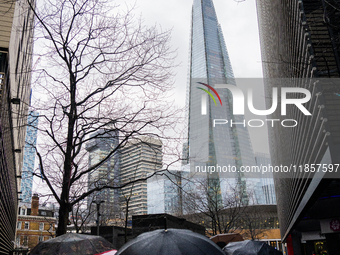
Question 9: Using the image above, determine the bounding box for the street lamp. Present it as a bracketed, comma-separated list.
[94, 200, 105, 236]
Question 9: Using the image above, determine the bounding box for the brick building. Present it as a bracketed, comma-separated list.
[15, 194, 56, 250]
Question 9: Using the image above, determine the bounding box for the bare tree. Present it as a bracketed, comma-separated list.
[26, 0, 181, 236]
[238, 203, 267, 240]
[121, 183, 133, 244]
[181, 176, 248, 236]
[70, 200, 94, 233]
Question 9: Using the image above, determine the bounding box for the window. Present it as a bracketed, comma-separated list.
[23, 236, 28, 246]
[39, 223, 44, 231]
[41, 211, 46, 216]
[24, 222, 29, 229]
[17, 222, 22, 229]
[20, 208, 26, 216]
[15, 235, 20, 245]
[38, 236, 44, 242]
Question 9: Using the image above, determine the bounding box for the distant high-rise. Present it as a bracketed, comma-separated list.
[147, 170, 182, 215]
[120, 136, 162, 216]
[257, 0, 340, 253]
[86, 130, 120, 222]
[21, 111, 39, 203]
[254, 152, 276, 205]
[186, 0, 256, 199]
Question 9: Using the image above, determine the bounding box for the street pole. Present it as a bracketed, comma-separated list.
[95, 200, 105, 236]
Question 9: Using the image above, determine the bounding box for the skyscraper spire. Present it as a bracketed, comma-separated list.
[186, 0, 258, 202]
[187, 0, 254, 170]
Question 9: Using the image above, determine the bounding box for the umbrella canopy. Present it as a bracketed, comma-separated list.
[210, 233, 244, 249]
[116, 228, 225, 255]
[222, 240, 283, 255]
[30, 233, 115, 255]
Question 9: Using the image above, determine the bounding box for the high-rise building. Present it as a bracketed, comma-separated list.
[254, 152, 276, 205]
[185, 0, 257, 200]
[0, 0, 35, 253]
[86, 130, 120, 222]
[120, 136, 162, 216]
[256, 0, 340, 254]
[21, 111, 39, 203]
[147, 170, 182, 215]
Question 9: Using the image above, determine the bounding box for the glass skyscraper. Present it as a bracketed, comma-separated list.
[86, 130, 120, 222]
[21, 111, 39, 203]
[186, 0, 257, 200]
[147, 170, 182, 215]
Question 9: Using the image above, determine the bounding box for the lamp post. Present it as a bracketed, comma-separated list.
[95, 200, 105, 236]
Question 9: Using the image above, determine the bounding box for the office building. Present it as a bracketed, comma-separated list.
[256, 0, 340, 254]
[185, 0, 259, 202]
[0, 0, 35, 253]
[86, 130, 120, 223]
[147, 170, 182, 215]
[20, 111, 39, 203]
[254, 152, 276, 205]
[120, 136, 162, 216]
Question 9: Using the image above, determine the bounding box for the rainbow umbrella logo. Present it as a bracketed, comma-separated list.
[197, 82, 222, 106]
[197, 82, 222, 115]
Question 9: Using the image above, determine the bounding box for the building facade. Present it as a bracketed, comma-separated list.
[254, 152, 276, 205]
[21, 111, 39, 203]
[16, 195, 56, 250]
[0, 0, 35, 253]
[185, 0, 263, 204]
[86, 130, 120, 223]
[120, 136, 162, 216]
[147, 170, 182, 215]
[256, 0, 340, 254]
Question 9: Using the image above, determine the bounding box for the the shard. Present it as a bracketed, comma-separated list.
[185, 0, 260, 202]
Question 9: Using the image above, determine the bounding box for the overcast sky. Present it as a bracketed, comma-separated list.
[118, 0, 269, 154]
[32, 0, 269, 195]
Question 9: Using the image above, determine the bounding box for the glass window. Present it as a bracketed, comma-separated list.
[270, 241, 277, 248]
[38, 236, 44, 242]
[23, 236, 28, 246]
[24, 222, 29, 229]
[39, 223, 44, 231]
[17, 221, 22, 229]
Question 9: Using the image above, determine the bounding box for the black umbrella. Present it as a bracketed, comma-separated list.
[116, 228, 225, 255]
[29, 233, 115, 255]
[222, 240, 283, 255]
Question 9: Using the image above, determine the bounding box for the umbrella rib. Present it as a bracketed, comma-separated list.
[88, 239, 99, 253]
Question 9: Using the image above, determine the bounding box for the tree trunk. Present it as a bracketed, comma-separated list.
[56, 202, 70, 236]
[124, 198, 130, 243]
